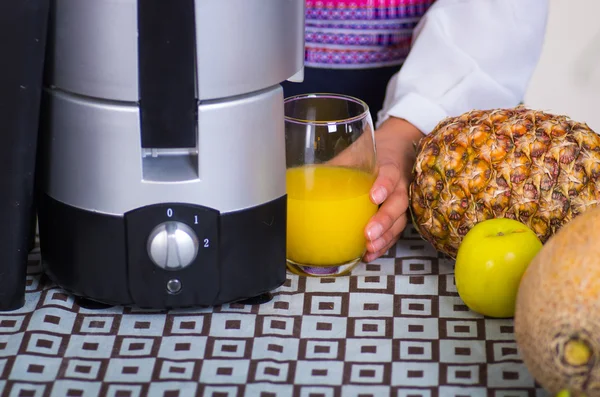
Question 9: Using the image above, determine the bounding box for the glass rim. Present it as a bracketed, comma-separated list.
[283, 92, 370, 126]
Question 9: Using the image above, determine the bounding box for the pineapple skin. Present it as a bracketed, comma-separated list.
[409, 106, 600, 258]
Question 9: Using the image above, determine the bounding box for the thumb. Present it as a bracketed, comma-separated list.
[370, 162, 401, 205]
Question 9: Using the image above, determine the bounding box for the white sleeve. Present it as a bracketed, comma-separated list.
[376, 0, 549, 134]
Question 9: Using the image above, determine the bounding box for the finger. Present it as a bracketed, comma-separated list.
[363, 229, 402, 263]
[365, 186, 409, 242]
[366, 212, 408, 256]
[326, 131, 373, 167]
[370, 161, 401, 205]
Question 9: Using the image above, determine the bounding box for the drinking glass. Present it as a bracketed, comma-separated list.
[284, 93, 378, 277]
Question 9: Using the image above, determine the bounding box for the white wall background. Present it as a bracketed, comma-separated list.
[525, 0, 600, 131]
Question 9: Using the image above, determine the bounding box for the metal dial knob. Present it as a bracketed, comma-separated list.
[147, 221, 199, 270]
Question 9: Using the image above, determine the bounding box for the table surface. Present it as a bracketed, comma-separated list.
[0, 225, 550, 397]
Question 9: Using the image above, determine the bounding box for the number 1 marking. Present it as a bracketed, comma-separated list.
[194, 215, 199, 224]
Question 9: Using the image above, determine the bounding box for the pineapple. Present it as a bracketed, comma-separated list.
[409, 106, 600, 258]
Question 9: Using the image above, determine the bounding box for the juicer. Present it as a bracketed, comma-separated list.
[0, 0, 305, 310]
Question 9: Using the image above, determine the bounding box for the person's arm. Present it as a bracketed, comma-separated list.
[363, 0, 549, 261]
[377, 0, 550, 134]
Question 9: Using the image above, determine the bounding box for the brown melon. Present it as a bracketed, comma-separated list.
[514, 205, 600, 396]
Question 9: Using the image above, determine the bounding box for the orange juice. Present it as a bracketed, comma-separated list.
[286, 164, 378, 268]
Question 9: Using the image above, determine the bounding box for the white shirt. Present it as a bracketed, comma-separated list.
[377, 0, 550, 134]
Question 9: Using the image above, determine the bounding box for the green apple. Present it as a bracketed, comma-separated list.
[454, 217, 543, 318]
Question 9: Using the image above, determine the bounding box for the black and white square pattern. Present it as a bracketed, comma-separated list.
[157, 336, 206, 360]
[0, 231, 546, 396]
[198, 359, 250, 384]
[62, 359, 103, 380]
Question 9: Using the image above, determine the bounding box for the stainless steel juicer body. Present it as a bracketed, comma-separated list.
[36, 0, 305, 308]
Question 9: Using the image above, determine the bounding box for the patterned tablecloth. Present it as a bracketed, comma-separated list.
[0, 225, 550, 397]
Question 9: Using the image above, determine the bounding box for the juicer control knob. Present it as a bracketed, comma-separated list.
[147, 221, 199, 270]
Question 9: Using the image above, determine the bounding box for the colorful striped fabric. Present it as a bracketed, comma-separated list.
[305, 0, 437, 69]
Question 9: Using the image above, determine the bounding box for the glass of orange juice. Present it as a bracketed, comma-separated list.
[284, 93, 378, 277]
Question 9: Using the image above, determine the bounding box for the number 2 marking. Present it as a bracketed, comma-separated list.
[204, 238, 209, 248]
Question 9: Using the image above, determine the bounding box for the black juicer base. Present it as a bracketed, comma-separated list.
[36, 193, 287, 309]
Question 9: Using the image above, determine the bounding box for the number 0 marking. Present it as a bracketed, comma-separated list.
[204, 238, 209, 248]
[167, 208, 173, 217]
